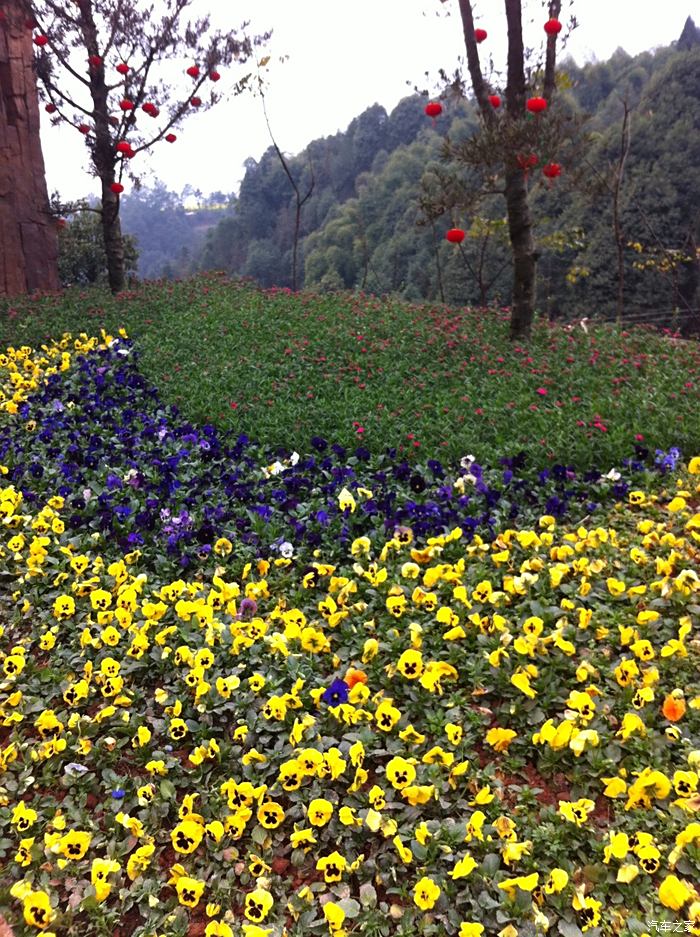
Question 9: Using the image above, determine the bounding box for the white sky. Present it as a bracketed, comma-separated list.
[40, 0, 698, 201]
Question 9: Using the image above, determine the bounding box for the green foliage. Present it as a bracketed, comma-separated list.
[57, 212, 138, 288]
[1, 276, 698, 470]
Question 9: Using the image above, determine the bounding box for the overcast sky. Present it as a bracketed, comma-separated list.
[40, 0, 697, 202]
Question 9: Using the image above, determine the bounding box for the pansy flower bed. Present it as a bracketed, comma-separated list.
[0, 332, 699, 937]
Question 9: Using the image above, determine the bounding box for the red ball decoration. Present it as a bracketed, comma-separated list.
[544, 18, 562, 36]
[209, 70, 221, 82]
[190, 96, 202, 107]
[186, 65, 200, 78]
[527, 96, 547, 114]
[88, 55, 102, 67]
[474, 28, 487, 43]
[116, 140, 132, 154]
[33, 34, 49, 47]
[446, 228, 466, 244]
[425, 101, 442, 118]
[78, 123, 90, 134]
[110, 182, 124, 194]
[165, 133, 177, 143]
[45, 103, 57, 114]
[142, 102, 157, 116]
[488, 94, 501, 108]
[517, 153, 538, 171]
[543, 162, 562, 178]
[119, 99, 134, 111]
[116, 63, 129, 75]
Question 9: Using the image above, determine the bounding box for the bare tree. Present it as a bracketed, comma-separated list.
[28, 0, 269, 292]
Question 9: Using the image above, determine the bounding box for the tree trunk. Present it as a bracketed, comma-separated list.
[504, 164, 536, 340]
[101, 184, 126, 293]
[0, 3, 59, 295]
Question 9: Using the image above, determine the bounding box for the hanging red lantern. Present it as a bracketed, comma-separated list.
[544, 18, 562, 36]
[116, 140, 132, 154]
[119, 99, 134, 111]
[116, 63, 129, 75]
[209, 70, 221, 82]
[78, 123, 90, 134]
[446, 228, 466, 244]
[474, 28, 487, 43]
[186, 65, 200, 78]
[165, 133, 177, 143]
[527, 96, 547, 114]
[45, 103, 57, 113]
[88, 55, 102, 67]
[110, 182, 124, 194]
[425, 101, 442, 119]
[488, 94, 501, 108]
[142, 102, 157, 116]
[543, 162, 562, 178]
[190, 96, 202, 107]
[33, 34, 49, 47]
[517, 153, 538, 172]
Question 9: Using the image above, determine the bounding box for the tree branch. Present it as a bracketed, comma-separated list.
[543, 0, 562, 100]
[456, 0, 495, 124]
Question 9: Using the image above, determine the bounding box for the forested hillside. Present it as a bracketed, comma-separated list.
[190, 23, 700, 328]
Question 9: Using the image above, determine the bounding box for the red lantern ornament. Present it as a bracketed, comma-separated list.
[165, 133, 177, 143]
[186, 65, 200, 78]
[78, 123, 90, 134]
[88, 54, 102, 67]
[543, 162, 562, 178]
[209, 70, 221, 82]
[142, 102, 158, 116]
[544, 18, 562, 36]
[119, 99, 134, 111]
[517, 153, 538, 174]
[190, 96, 202, 107]
[116, 63, 129, 75]
[474, 28, 487, 43]
[110, 182, 124, 194]
[488, 94, 501, 108]
[526, 96, 547, 114]
[425, 101, 442, 119]
[45, 103, 57, 114]
[446, 228, 466, 244]
[33, 34, 49, 47]
[116, 140, 132, 154]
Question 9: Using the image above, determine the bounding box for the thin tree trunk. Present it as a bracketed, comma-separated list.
[613, 102, 631, 325]
[0, 2, 59, 295]
[101, 183, 125, 292]
[505, 164, 536, 340]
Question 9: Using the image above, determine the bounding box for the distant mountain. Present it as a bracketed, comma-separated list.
[178, 31, 698, 329]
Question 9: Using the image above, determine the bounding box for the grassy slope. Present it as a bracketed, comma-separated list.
[1, 274, 699, 469]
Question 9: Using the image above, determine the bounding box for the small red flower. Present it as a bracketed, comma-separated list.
[543, 162, 562, 178]
[536, 387, 548, 395]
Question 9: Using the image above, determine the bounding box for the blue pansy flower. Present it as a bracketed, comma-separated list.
[321, 679, 349, 705]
